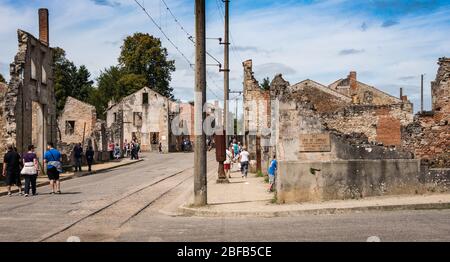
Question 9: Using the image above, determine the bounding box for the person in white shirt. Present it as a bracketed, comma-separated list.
[224, 146, 233, 178]
[239, 147, 250, 178]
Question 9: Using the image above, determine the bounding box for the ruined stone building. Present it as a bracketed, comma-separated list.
[170, 101, 195, 149]
[243, 59, 415, 175]
[106, 87, 172, 153]
[58, 97, 97, 145]
[241, 57, 448, 203]
[0, 9, 57, 160]
[57, 97, 109, 163]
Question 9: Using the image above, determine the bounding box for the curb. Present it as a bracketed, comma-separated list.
[0, 159, 144, 197]
[178, 201, 450, 218]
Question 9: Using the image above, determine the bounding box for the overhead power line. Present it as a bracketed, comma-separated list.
[160, 0, 223, 68]
[215, 0, 244, 63]
[133, 0, 193, 69]
[134, 0, 223, 100]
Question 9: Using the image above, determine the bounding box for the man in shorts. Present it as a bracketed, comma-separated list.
[44, 142, 62, 194]
[2, 145, 22, 196]
[239, 147, 250, 179]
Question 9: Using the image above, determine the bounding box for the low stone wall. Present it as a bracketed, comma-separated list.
[277, 159, 424, 203]
[419, 167, 450, 192]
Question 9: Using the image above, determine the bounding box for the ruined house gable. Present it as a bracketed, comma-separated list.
[329, 73, 405, 106]
[288, 79, 352, 113]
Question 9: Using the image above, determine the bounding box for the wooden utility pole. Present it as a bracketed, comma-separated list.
[223, 0, 230, 139]
[217, 0, 230, 183]
[421, 74, 424, 113]
[194, 0, 207, 206]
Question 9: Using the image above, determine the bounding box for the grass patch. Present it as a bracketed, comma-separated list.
[256, 170, 264, 177]
[270, 194, 278, 204]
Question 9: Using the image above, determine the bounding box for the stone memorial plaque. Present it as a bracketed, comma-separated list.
[299, 133, 331, 152]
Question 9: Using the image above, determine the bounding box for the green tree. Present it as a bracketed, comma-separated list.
[92, 66, 123, 118]
[119, 33, 176, 98]
[261, 77, 270, 90]
[0, 73, 5, 83]
[53, 47, 94, 114]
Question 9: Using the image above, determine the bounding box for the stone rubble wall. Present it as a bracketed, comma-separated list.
[403, 57, 450, 168]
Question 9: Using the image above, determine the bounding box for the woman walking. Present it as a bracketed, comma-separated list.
[21, 145, 39, 197]
[2, 145, 22, 196]
[86, 146, 94, 172]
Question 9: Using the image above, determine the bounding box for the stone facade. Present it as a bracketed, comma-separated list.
[242, 60, 271, 172]
[58, 97, 97, 145]
[403, 57, 450, 168]
[323, 104, 413, 146]
[106, 87, 172, 153]
[56, 97, 110, 164]
[1, 9, 57, 161]
[275, 85, 420, 203]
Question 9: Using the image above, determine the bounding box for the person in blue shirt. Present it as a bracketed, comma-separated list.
[44, 142, 62, 194]
[268, 155, 277, 192]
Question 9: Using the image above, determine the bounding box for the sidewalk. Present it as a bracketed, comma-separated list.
[0, 158, 143, 196]
[180, 171, 450, 217]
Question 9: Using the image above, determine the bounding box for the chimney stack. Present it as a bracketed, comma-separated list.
[349, 71, 357, 91]
[400, 88, 403, 99]
[39, 8, 49, 46]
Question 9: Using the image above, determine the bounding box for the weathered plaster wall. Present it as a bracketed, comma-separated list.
[277, 160, 421, 203]
[107, 87, 171, 153]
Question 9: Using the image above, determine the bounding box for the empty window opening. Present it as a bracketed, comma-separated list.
[143, 93, 149, 105]
[65, 121, 75, 135]
[133, 112, 143, 127]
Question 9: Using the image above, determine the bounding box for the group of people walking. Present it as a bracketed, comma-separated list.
[2, 142, 63, 197]
[224, 140, 250, 179]
[122, 139, 141, 160]
[223, 139, 278, 192]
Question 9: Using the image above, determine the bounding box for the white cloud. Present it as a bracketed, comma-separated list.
[0, 0, 449, 111]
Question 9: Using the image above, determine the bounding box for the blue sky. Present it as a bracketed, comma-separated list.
[1, 0, 450, 111]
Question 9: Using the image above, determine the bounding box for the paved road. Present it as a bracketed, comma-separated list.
[0, 152, 449, 242]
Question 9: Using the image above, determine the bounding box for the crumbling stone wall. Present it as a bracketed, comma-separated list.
[0, 83, 8, 151]
[57, 97, 110, 165]
[323, 104, 413, 146]
[275, 88, 421, 203]
[58, 97, 97, 145]
[432, 57, 450, 115]
[2, 29, 57, 160]
[242, 60, 271, 172]
[403, 58, 450, 168]
[289, 79, 352, 113]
